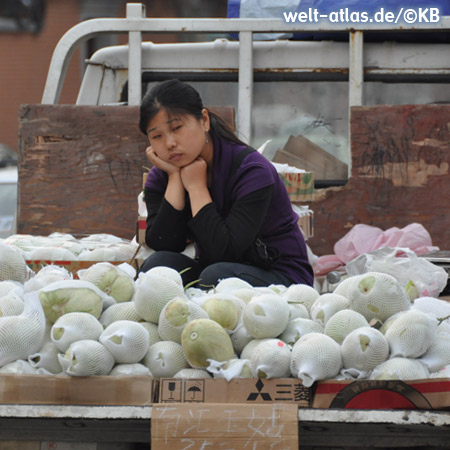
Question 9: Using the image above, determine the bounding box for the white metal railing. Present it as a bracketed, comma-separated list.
[42, 2, 450, 164]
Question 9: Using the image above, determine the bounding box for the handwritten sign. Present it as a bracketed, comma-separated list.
[152, 403, 298, 450]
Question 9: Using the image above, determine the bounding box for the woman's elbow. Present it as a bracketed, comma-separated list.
[146, 232, 186, 253]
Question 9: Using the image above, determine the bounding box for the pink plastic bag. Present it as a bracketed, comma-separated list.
[314, 223, 439, 276]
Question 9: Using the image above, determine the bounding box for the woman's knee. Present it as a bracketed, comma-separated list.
[199, 262, 237, 288]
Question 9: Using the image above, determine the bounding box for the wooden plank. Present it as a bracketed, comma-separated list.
[17, 104, 234, 239]
[305, 104, 450, 256]
[0, 443, 40, 450]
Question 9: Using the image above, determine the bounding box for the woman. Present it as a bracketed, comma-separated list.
[139, 79, 314, 289]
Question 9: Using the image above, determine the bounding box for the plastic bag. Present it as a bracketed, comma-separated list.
[346, 247, 448, 298]
[228, 0, 299, 40]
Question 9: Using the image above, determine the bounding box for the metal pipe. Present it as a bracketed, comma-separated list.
[238, 31, 253, 143]
[41, 10, 450, 104]
[348, 30, 364, 177]
[127, 3, 145, 105]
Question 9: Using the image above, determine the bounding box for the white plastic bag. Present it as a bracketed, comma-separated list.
[346, 247, 448, 298]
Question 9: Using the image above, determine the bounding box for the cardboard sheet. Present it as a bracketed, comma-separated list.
[152, 402, 299, 450]
[159, 378, 311, 407]
[0, 374, 157, 406]
[313, 378, 450, 410]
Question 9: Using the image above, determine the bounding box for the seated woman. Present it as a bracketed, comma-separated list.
[139, 79, 314, 289]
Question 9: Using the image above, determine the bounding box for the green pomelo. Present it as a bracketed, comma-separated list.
[39, 287, 103, 323]
[164, 299, 190, 327]
[358, 276, 376, 294]
[181, 319, 234, 368]
[97, 269, 134, 302]
[202, 298, 239, 330]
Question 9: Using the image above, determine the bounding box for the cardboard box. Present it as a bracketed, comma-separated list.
[0, 374, 157, 406]
[312, 378, 450, 410]
[152, 402, 299, 450]
[273, 135, 348, 181]
[136, 216, 147, 246]
[297, 210, 314, 239]
[279, 171, 314, 201]
[159, 378, 312, 407]
[26, 260, 141, 277]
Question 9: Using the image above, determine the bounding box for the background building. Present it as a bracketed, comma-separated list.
[0, 0, 227, 154]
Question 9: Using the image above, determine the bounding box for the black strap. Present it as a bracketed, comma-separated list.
[225, 146, 256, 193]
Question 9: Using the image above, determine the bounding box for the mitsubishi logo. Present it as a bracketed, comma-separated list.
[247, 379, 273, 401]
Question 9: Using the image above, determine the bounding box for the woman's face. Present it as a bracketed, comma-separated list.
[146, 108, 210, 167]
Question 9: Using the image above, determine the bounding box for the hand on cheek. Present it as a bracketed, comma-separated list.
[180, 157, 208, 192]
[145, 146, 179, 176]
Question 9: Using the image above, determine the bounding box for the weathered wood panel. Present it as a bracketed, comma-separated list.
[18, 105, 148, 239]
[306, 105, 450, 256]
[17, 104, 235, 239]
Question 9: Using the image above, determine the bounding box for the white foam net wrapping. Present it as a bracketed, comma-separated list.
[437, 321, 450, 335]
[280, 318, 324, 346]
[158, 298, 208, 344]
[139, 322, 162, 346]
[418, 331, 450, 373]
[28, 340, 62, 374]
[385, 309, 437, 358]
[412, 297, 450, 323]
[58, 340, 115, 376]
[0, 288, 25, 317]
[100, 302, 143, 328]
[134, 270, 186, 323]
[77, 262, 135, 303]
[232, 287, 259, 304]
[142, 341, 188, 378]
[0, 292, 46, 367]
[346, 272, 411, 322]
[215, 277, 253, 293]
[288, 303, 310, 321]
[110, 363, 152, 376]
[100, 320, 150, 364]
[0, 281, 22, 298]
[141, 266, 183, 287]
[24, 265, 73, 293]
[230, 324, 254, 355]
[341, 327, 389, 372]
[0, 243, 29, 283]
[429, 365, 450, 379]
[370, 357, 430, 380]
[290, 333, 343, 387]
[281, 284, 320, 312]
[173, 368, 212, 378]
[324, 310, 369, 344]
[28, 247, 77, 261]
[0, 359, 36, 374]
[38, 280, 115, 324]
[208, 358, 252, 380]
[250, 339, 291, 379]
[5, 233, 139, 262]
[51, 312, 104, 352]
[243, 294, 290, 339]
[310, 293, 350, 325]
[333, 275, 364, 297]
[240, 338, 271, 361]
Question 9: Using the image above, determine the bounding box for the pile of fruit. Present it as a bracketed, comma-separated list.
[0, 240, 449, 385]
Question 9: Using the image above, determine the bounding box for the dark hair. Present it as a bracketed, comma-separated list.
[139, 79, 246, 145]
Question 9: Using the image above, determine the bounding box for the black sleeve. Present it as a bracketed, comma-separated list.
[188, 185, 274, 265]
[144, 187, 189, 252]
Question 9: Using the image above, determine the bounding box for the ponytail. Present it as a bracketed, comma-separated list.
[207, 110, 247, 146]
